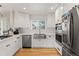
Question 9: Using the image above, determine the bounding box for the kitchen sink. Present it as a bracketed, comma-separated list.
[33, 34, 46, 39]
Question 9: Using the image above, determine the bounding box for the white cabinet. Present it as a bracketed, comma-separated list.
[55, 7, 63, 24]
[47, 14, 55, 28]
[14, 12, 25, 28]
[15, 36, 22, 51]
[0, 41, 15, 56]
[14, 11, 30, 28]
[0, 45, 9, 56]
[32, 35, 55, 48]
[55, 41, 62, 55]
[0, 35, 22, 56]
[47, 14, 52, 27]
[18, 36, 22, 49]
[0, 11, 10, 35]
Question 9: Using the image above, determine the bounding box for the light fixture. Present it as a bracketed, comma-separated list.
[23, 8, 26, 10]
[0, 5, 2, 7]
[60, 7, 63, 9]
[51, 7, 53, 10]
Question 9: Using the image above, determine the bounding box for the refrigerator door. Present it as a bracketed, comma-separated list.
[62, 47, 71, 56]
[70, 6, 79, 55]
[62, 46, 76, 56]
[62, 12, 71, 48]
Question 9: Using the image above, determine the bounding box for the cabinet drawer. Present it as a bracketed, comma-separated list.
[0, 36, 22, 56]
[55, 42, 62, 55]
[0, 46, 8, 56]
[0, 43, 12, 56]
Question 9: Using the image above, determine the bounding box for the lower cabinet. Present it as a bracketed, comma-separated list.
[55, 41, 62, 55]
[0, 45, 9, 56]
[0, 35, 22, 56]
[0, 42, 15, 56]
[16, 36, 22, 49]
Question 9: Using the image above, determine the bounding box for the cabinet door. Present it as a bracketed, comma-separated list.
[55, 41, 62, 55]
[14, 39, 18, 51]
[14, 12, 25, 28]
[0, 36, 22, 56]
[9, 41, 17, 56]
[0, 43, 13, 56]
[5, 42, 15, 56]
[0, 45, 9, 56]
[16, 36, 22, 49]
[13, 36, 22, 52]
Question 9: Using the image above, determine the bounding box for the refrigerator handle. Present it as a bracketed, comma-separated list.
[70, 12, 74, 47]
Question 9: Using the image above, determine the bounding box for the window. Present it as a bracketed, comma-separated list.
[32, 20, 45, 29]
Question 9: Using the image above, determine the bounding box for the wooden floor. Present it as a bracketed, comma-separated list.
[15, 48, 60, 56]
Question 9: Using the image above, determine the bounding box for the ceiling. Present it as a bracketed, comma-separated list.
[0, 3, 63, 15]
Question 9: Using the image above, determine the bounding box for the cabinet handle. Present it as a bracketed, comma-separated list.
[57, 48, 60, 51]
[15, 41, 16, 42]
[17, 37, 20, 39]
[6, 44, 10, 47]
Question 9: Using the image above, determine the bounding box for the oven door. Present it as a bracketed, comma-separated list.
[56, 34, 62, 43]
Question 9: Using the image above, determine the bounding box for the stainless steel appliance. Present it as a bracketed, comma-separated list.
[62, 11, 71, 48]
[55, 23, 62, 44]
[62, 46, 76, 56]
[62, 5, 79, 56]
[56, 23, 62, 32]
[33, 34, 46, 39]
[22, 35, 32, 48]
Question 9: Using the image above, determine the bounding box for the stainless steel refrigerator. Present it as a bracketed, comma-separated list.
[62, 5, 79, 56]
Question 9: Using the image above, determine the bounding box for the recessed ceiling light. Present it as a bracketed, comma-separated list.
[51, 7, 53, 10]
[60, 7, 63, 9]
[23, 8, 26, 10]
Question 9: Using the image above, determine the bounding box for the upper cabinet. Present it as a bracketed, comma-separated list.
[13, 11, 30, 28]
[63, 3, 78, 14]
[0, 10, 10, 35]
[14, 11, 25, 28]
[55, 6, 64, 24]
[55, 3, 79, 24]
[47, 14, 55, 28]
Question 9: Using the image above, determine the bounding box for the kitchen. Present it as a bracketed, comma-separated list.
[0, 3, 79, 56]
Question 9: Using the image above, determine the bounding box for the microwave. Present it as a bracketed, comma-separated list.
[56, 23, 62, 31]
[55, 23, 62, 44]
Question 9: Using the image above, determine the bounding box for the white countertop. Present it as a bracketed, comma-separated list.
[0, 34, 22, 45]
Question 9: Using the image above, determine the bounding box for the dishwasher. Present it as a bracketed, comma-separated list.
[22, 35, 32, 48]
